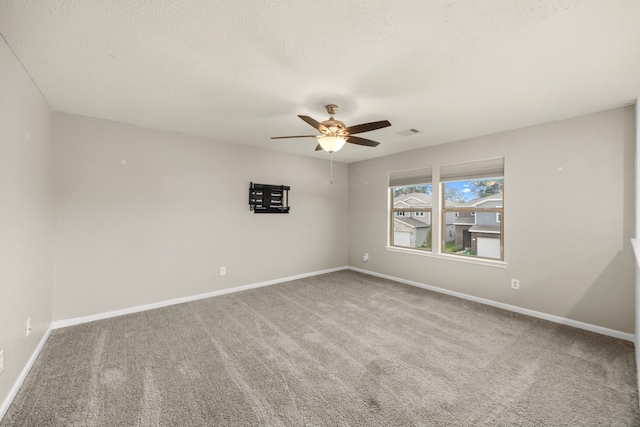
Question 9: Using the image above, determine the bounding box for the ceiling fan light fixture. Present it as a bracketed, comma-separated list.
[318, 135, 346, 153]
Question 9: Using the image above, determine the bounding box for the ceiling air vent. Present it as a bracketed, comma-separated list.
[396, 128, 421, 137]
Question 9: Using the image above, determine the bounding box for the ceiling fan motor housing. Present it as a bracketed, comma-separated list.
[321, 119, 345, 136]
[322, 105, 345, 136]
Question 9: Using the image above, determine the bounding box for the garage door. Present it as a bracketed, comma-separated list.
[477, 237, 500, 259]
[394, 231, 411, 247]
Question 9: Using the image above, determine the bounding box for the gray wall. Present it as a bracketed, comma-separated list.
[52, 113, 348, 320]
[349, 107, 636, 333]
[0, 39, 53, 405]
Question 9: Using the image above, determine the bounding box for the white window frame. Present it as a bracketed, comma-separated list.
[386, 157, 506, 267]
[388, 167, 433, 252]
[390, 190, 432, 251]
[441, 181, 503, 261]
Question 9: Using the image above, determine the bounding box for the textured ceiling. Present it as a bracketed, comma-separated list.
[1, 1, 639, 163]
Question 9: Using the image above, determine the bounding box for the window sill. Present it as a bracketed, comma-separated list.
[385, 246, 508, 268]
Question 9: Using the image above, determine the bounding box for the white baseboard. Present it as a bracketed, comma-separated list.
[53, 264, 633, 342]
[0, 325, 53, 422]
[52, 266, 349, 329]
[349, 266, 635, 342]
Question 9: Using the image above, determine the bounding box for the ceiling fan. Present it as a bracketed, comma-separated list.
[271, 104, 391, 153]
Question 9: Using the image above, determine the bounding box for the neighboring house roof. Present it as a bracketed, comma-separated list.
[395, 192, 502, 212]
[393, 192, 432, 208]
[469, 225, 501, 234]
[394, 218, 430, 229]
[444, 192, 502, 208]
[470, 194, 502, 208]
[453, 217, 475, 225]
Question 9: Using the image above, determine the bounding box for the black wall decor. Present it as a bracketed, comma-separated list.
[249, 182, 290, 214]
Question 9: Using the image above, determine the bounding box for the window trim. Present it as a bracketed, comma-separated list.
[388, 158, 505, 265]
[385, 245, 507, 268]
[389, 186, 433, 251]
[440, 180, 504, 261]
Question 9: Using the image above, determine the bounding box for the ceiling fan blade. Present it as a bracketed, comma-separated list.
[345, 120, 391, 135]
[346, 135, 380, 147]
[271, 135, 318, 139]
[298, 115, 327, 132]
[315, 144, 323, 151]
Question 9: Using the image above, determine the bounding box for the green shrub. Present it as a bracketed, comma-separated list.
[444, 241, 463, 252]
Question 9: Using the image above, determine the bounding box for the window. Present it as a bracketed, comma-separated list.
[389, 167, 432, 251]
[440, 157, 504, 260]
[387, 158, 505, 264]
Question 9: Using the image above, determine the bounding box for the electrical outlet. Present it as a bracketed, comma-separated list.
[363, 253, 369, 262]
[511, 279, 520, 290]
[0, 350, 4, 374]
[26, 318, 32, 337]
[220, 267, 226, 276]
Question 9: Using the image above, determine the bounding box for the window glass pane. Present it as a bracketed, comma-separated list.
[389, 167, 505, 262]
[393, 183, 433, 199]
[392, 183, 432, 251]
[444, 211, 501, 259]
[443, 177, 503, 206]
[442, 177, 503, 260]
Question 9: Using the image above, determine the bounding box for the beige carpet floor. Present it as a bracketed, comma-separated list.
[2, 270, 639, 426]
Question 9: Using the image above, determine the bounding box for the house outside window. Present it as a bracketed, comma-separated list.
[389, 167, 432, 251]
[440, 157, 504, 260]
[388, 158, 504, 263]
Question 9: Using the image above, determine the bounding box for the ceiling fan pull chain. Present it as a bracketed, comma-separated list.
[328, 152, 334, 186]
